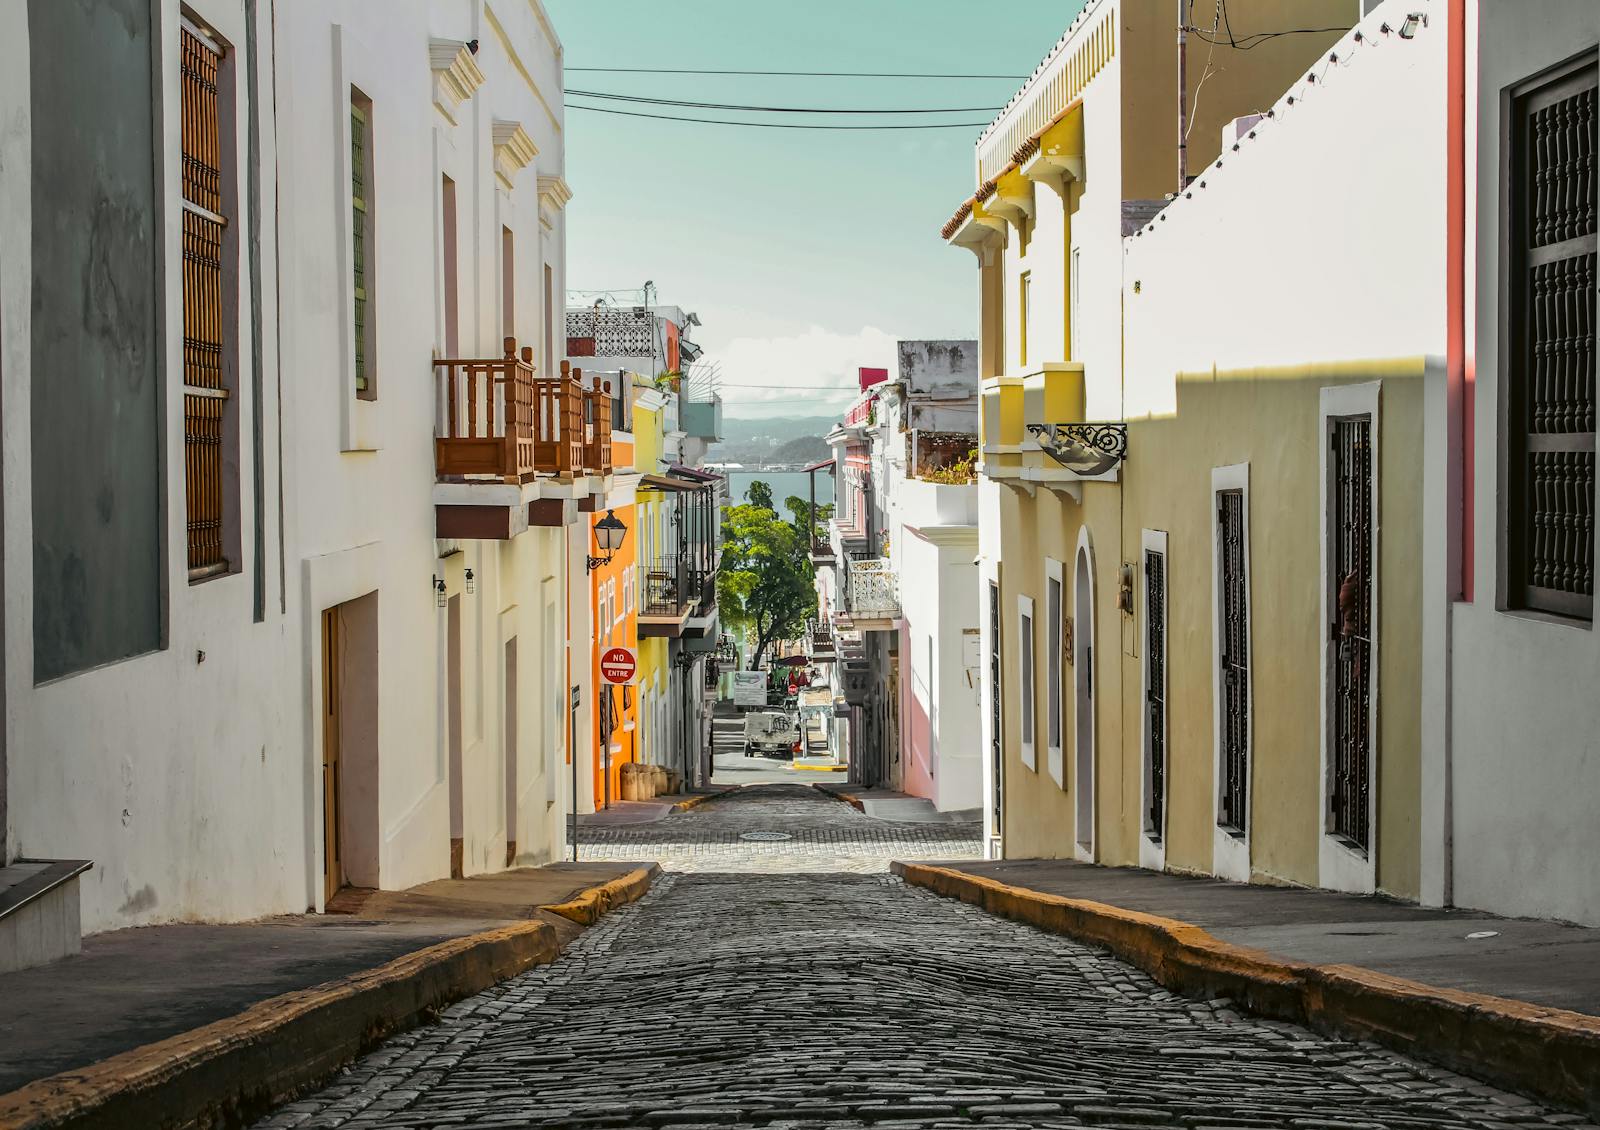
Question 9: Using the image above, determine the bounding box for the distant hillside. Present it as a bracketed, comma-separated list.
[769, 435, 830, 464]
[720, 414, 840, 445]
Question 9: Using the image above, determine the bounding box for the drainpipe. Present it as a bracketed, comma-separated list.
[1440, 0, 1469, 907]
[1176, 0, 1189, 192]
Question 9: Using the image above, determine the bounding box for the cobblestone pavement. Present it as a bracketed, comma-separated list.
[256, 868, 1588, 1130]
[568, 783, 982, 873]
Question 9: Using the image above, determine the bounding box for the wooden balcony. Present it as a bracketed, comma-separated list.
[435, 341, 608, 482]
[581, 378, 613, 475]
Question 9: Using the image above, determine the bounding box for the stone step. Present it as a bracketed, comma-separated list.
[0, 857, 91, 973]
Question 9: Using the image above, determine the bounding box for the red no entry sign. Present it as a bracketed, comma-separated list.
[600, 646, 637, 684]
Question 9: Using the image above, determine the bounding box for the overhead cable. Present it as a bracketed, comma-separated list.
[567, 67, 1029, 79]
[565, 89, 1003, 114]
[566, 103, 990, 130]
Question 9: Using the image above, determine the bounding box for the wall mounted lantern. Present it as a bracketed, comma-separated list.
[464, 567, 475, 595]
[587, 509, 629, 572]
[433, 576, 447, 608]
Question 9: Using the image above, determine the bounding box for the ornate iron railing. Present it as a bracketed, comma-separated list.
[1330, 419, 1373, 850]
[847, 558, 899, 617]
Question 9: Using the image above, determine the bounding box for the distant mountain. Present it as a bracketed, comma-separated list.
[719, 414, 840, 445]
[769, 435, 830, 464]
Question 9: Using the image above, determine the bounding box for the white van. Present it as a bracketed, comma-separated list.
[743, 710, 799, 758]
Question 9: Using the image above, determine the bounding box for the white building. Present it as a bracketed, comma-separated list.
[276, 0, 589, 895]
[1425, 0, 1600, 926]
[0, 0, 589, 971]
[813, 342, 983, 813]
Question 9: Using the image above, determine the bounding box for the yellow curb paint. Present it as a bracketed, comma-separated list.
[892, 863, 1600, 1117]
[0, 866, 662, 1130]
[791, 764, 845, 772]
[812, 784, 864, 812]
[539, 865, 658, 926]
[0, 920, 560, 1130]
[669, 787, 737, 813]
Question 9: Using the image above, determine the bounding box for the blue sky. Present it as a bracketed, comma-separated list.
[545, 0, 1086, 417]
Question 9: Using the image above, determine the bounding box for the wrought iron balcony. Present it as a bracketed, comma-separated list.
[639, 555, 690, 638]
[845, 557, 899, 623]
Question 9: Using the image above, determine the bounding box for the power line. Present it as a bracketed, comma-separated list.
[567, 66, 1029, 79]
[565, 89, 1003, 114]
[566, 103, 990, 130]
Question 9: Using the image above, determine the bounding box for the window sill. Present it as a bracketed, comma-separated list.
[1492, 605, 1594, 633]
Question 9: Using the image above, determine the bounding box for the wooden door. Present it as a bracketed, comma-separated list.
[321, 608, 343, 901]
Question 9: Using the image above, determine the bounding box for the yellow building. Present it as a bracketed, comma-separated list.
[950, 0, 1439, 901]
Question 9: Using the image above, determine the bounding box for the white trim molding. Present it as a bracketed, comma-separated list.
[1318, 381, 1382, 894]
[1017, 593, 1036, 772]
[1072, 525, 1096, 863]
[1044, 556, 1066, 789]
[1139, 527, 1169, 872]
[1210, 462, 1252, 883]
[429, 38, 485, 125]
[491, 120, 538, 191]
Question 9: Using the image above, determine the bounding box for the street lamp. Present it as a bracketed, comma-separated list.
[587, 509, 628, 572]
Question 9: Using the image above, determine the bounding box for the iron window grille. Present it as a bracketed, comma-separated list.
[1217, 490, 1249, 834]
[1330, 419, 1374, 850]
[1144, 548, 1167, 840]
[1505, 56, 1596, 620]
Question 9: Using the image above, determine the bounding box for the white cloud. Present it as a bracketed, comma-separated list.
[700, 325, 899, 419]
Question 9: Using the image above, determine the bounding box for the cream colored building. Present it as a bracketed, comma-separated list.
[951, 0, 1453, 901]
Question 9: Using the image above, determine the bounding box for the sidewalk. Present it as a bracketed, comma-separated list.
[0, 861, 654, 1126]
[896, 858, 1600, 1114]
[816, 784, 982, 825]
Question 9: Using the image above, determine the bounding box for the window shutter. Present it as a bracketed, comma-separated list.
[181, 25, 228, 577]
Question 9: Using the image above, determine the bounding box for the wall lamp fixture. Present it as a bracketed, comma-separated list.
[587, 509, 629, 573]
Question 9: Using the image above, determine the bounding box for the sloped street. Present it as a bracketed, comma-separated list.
[254, 789, 1579, 1130]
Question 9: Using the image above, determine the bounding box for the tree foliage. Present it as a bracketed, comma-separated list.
[746, 479, 775, 513]
[717, 481, 818, 668]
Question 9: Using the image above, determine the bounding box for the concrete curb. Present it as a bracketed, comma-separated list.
[669, 787, 737, 814]
[538, 864, 659, 925]
[811, 783, 863, 812]
[893, 862, 1600, 1116]
[0, 867, 661, 1130]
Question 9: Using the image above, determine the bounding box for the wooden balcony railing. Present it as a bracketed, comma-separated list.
[582, 377, 613, 474]
[436, 341, 604, 481]
[534, 360, 585, 477]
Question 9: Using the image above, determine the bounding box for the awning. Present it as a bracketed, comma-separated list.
[638, 473, 701, 493]
[666, 463, 722, 483]
[803, 457, 835, 473]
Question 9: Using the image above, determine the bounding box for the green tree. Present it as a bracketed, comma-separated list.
[746, 479, 775, 513]
[784, 495, 834, 545]
[718, 501, 814, 669]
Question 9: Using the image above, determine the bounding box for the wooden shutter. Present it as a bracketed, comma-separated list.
[181, 24, 228, 576]
[1508, 60, 1597, 619]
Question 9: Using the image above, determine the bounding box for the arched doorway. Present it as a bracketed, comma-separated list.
[1073, 535, 1095, 860]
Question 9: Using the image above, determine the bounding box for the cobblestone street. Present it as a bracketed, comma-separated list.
[255, 788, 1587, 1130]
[571, 784, 982, 873]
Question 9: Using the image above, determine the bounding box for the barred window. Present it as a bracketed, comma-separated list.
[1505, 55, 1596, 620]
[351, 90, 376, 399]
[181, 20, 231, 579]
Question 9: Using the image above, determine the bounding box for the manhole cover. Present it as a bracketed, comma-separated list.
[739, 831, 793, 842]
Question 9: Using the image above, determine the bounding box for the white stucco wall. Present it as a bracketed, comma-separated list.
[275, 0, 575, 896]
[1, 0, 306, 932]
[1122, 1, 1448, 419]
[1445, 0, 1600, 926]
[897, 481, 982, 812]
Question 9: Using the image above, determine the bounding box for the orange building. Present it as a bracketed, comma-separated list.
[589, 421, 638, 808]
